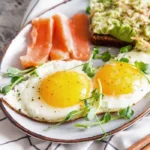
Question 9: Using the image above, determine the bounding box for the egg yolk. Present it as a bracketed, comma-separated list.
[94, 62, 143, 95]
[40, 71, 91, 108]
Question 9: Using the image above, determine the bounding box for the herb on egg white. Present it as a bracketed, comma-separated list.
[120, 45, 133, 53]
[86, 5, 91, 14]
[114, 45, 133, 63]
[133, 61, 150, 83]
[134, 61, 150, 75]
[74, 106, 134, 129]
[1, 66, 38, 95]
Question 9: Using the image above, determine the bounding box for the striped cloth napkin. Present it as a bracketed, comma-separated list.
[0, 0, 149, 150]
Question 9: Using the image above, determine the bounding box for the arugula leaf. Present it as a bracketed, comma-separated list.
[120, 45, 132, 53]
[135, 61, 150, 74]
[86, 5, 91, 14]
[101, 112, 111, 123]
[2, 85, 12, 95]
[118, 106, 134, 119]
[120, 58, 129, 63]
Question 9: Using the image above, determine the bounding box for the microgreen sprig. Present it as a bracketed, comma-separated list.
[82, 47, 112, 77]
[74, 106, 134, 129]
[92, 47, 112, 62]
[1, 66, 38, 95]
[82, 48, 99, 77]
[120, 45, 133, 53]
[119, 57, 129, 63]
[135, 61, 150, 75]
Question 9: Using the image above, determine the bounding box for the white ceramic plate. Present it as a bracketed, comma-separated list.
[0, 0, 150, 143]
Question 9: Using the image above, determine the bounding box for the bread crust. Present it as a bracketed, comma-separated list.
[91, 34, 134, 47]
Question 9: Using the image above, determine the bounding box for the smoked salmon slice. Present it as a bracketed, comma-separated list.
[50, 13, 90, 61]
[50, 13, 74, 60]
[70, 14, 90, 60]
[20, 18, 54, 68]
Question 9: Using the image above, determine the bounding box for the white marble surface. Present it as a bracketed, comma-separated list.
[0, 0, 30, 53]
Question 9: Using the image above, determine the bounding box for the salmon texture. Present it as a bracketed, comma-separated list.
[20, 13, 90, 68]
[70, 14, 90, 60]
[50, 14, 73, 60]
[50, 13, 90, 61]
[20, 18, 54, 68]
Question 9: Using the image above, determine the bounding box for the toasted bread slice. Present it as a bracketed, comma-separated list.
[91, 34, 134, 48]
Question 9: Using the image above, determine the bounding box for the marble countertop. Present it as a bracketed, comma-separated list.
[0, 0, 30, 53]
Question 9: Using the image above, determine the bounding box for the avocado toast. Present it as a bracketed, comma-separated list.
[90, 0, 150, 49]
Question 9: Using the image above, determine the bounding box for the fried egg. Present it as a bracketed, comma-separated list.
[94, 60, 150, 113]
[4, 60, 93, 122]
[3, 50, 150, 123]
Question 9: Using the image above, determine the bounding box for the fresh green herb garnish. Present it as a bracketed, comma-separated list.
[82, 63, 96, 77]
[3, 67, 35, 77]
[120, 45, 132, 53]
[2, 85, 12, 95]
[82, 47, 100, 77]
[100, 112, 111, 123]
[120, 57, 129, 63]
[134, 61, 150, 74]
[86, 5, 91, 14]
[82, 47, 112, 77]
[94, 50, 112, 62]
[1, 67, 38, 95]
[92, 47, 112, 62]
[118, 106, 134, 119]
[74, 106, 134, 129]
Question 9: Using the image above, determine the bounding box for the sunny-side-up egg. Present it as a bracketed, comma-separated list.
[94, 50, 150, 113]
[3, 60, 93, 123]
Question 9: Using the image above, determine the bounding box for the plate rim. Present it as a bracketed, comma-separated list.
[0, 0, 150, 143]
[1, 100, 150, 143]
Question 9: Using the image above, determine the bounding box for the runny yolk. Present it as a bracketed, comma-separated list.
[94, 62, 143, 96]
[40, 71, 91, 108]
